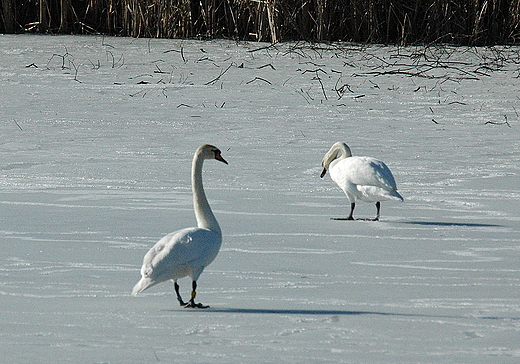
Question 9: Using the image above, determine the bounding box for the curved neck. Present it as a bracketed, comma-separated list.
[334, 142, 352, 160]
[324, 142, 352, 170]
[192, 152, 221, 234]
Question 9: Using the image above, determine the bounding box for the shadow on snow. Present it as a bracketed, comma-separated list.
[170, 307, 519, 321]
[401, 221, 504, 228]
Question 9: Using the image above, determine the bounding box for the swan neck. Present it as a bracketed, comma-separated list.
[335, 143, 352, 159]
[323, 143, 352, 170]
[192, 153, 221, 233]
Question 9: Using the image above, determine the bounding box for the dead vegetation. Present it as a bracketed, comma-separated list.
[2, 0, 520, 45]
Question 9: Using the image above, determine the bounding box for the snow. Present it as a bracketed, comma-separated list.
[1, 34, 520, 363]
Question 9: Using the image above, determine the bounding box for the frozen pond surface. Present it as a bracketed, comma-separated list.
[1, 35, 520, 363]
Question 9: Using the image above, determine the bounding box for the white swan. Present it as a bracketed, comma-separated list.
[320, 142, 403, 221]
[132, 144, 228, 308]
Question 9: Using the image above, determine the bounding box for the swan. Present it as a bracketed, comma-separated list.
[132, 144, 228, 308]
[320, 142, 403, 221]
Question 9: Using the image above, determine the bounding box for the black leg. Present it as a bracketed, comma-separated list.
[184, 281, 209, 309]
[331, 202, 356, 220]
[373, 201, 381, 221]
[174, 281, 186, 306]
[348, 202, 355, 220]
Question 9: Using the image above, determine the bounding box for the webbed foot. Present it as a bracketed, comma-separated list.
[184, 300, 209, 309]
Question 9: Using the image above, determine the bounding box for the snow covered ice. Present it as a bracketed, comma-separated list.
[1, 34, 520, 363]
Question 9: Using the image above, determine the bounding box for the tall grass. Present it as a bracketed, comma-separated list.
[1, 0, 520, 44]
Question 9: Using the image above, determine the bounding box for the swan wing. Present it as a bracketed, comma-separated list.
[137, 227, 221, 288]
[335, 156, 398, 190]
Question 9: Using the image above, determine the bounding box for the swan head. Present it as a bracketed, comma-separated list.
[198, 144, 228, 164]
[320, 142, 351, 178]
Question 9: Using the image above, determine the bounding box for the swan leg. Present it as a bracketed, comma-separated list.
[373, 201, 381, 221]
[174, 281, 187, 306]
[184, 281, 209, 309]
[355, 202, 380, 221]
[331, 202, 356, 220]
[347, 202, 355, 220]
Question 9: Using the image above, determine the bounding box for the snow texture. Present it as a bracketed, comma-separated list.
[1, 34, 520, 363]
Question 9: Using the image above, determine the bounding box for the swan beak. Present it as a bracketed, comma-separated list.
[215, 153, 228, 165]
[320, 167, 327, 178]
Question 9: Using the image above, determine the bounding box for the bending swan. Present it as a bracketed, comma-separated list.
[132, 144, 228, 308]
[320, 142, 403, 221]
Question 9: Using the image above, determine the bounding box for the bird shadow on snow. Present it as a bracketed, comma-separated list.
[171, 307, 519, 322]
[328, 219, 504, 228]
[399, 221, 504, 228]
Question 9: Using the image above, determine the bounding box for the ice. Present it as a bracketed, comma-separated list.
[1, 34, 519, 363]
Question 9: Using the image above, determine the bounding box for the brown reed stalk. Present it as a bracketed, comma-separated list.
[508, 0, 520, 41]
[1, 0, 15, 33]
[1, 0, 519, 45]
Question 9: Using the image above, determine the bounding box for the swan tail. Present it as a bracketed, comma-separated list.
[132, 277, 155, 296]
[392, 191, 404, 201]
[382, 188, 403, 202]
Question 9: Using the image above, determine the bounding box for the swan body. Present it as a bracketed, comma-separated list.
[321, 142, 403, 220]
[132, 144, 227, 308]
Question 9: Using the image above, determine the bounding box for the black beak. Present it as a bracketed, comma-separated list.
[320, 167, 327, 178]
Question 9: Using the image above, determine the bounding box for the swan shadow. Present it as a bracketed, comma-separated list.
[209, 308, 382, 316]
[400, 221, 504, 228]
[203, 307, 519, 321]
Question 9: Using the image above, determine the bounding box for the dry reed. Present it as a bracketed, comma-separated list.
[1, 0, 520, 44]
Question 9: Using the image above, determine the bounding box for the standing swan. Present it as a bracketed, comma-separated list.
[320, 142, 403, 221]
[132, 144, 228, 308]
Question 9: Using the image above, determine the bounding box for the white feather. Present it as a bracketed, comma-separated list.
[132, 144, 227, 299]
[321, 142, 403, 219]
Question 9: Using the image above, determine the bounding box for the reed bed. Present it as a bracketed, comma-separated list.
[1, 0, 520, 44]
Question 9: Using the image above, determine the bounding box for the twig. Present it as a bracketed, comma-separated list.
[13, 119, 23, 130]
[297, 88, 312, 104]
[89, 59, 101, 69]
[70, 60, 81, 83]
[129, 90, 146, 97]
[46, 47, 72, 69]
[448, 101, 467, 105]
[101, 35, 114, 48]
[205, 63, 233, 85]
[246, 77, 272, 85]
[181, 47, 186, 63]
[301, 68, 327, 75]
[334, 80, 353, 100]
[106, 51, 124, 68]
[248, 43, 279, 53]
[315, 75, 327, 100]
[154, 65, 169, 74]
[308, 70, 327, 101]
[257, 63, 276, 70]
[164, 46, 187, 63]
[484, 115, 511, 127]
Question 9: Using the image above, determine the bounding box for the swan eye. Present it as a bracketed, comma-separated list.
[212, 149, 228, 164]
